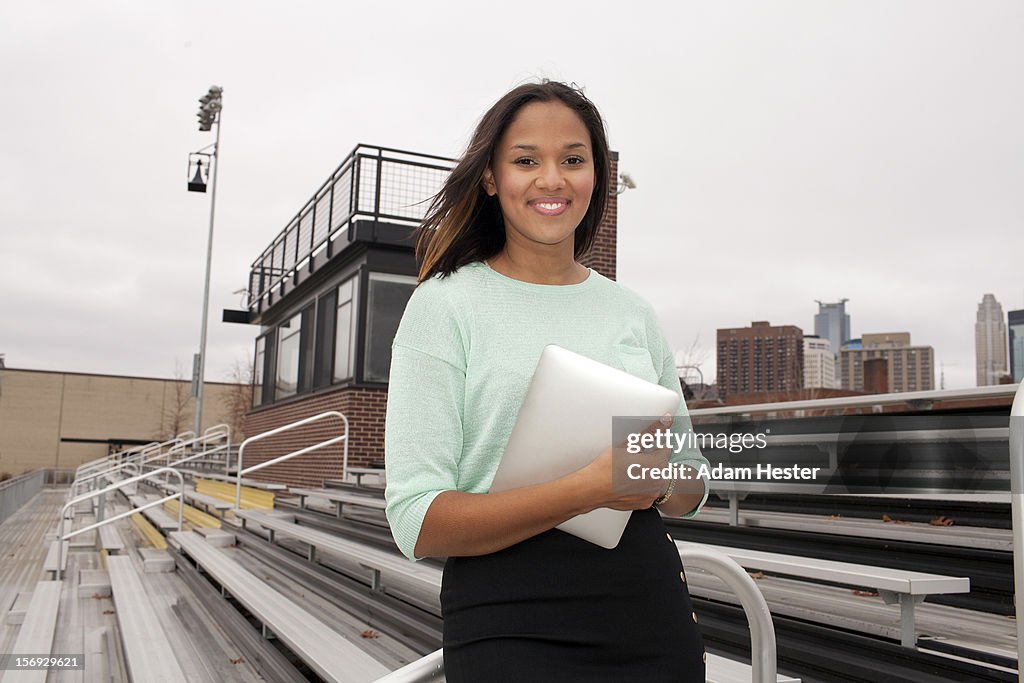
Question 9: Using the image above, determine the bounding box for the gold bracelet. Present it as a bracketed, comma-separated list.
[654, 478, 675, 506]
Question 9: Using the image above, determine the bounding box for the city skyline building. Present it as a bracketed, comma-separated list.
[803, 335, 837, 389]
[717, 321, 804, 397]
[1009, 309, 1024, 383]
[975, 294, 1008, 386]
[814, 299, 850, 384]
[840, 332, 934, 393]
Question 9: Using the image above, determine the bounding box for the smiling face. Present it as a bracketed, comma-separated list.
[482, 100, 596, 258]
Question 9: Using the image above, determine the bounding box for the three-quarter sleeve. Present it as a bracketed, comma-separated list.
[384, 280, 469, 561]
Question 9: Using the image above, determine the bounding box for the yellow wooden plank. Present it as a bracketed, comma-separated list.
[130, 512, 167, 549]
[195, 479, 274, 509]
[163, 500, 221, 529]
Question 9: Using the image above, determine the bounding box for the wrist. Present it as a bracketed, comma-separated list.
[565, 467, 600, 516]
[654, 477, 675, 506]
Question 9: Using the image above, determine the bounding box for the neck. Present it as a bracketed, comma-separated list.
[487, 246, 588, 285]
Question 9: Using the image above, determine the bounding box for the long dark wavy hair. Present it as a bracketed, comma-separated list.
[415, 81, 611, 282]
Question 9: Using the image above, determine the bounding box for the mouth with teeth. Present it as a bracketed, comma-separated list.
[529, 198, 570, 216]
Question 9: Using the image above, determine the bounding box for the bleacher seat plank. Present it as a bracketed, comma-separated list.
[105, 555, 187, 682]
[43, 541, 69, 577]
[678, 541, 968, 595]
[288, 487, 387, 511]
[677, 540, 968, 648]
[129, 495, 179, 530]
[99, 525, 124, 554]
[5, 580, 62, 683]
[170, 530, 389, 682]
[235, 510, 438, 596]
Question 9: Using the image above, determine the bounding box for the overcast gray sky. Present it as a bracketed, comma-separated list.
[2, 1, 1021, 390]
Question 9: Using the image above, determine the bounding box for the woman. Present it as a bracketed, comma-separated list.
[385, 80, 710, 681]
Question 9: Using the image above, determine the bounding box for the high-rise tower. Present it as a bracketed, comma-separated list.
[814, 299, 850, 383]
[975, 294, 1008, 386]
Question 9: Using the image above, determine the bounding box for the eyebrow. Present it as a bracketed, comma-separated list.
[511, 142, 589, 151]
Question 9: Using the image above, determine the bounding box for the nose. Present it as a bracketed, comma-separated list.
[535, 161, 565, 191]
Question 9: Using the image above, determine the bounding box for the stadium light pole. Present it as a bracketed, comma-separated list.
[189, 85, 223, 436]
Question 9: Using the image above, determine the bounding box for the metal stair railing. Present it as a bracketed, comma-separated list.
[76, 434, 187, 483]
[74, 444, 144, 480]
[0, 470, 46, 527]
[233, 411, 349, 510]
[56, 467, 185, 580]
[68, 444, 178, 523]
[152, 427, 232, 477]
[373, 545, 779, 683]
[160, 442, 232, 477]
[86, 428, 227, 491]
[163, 425, 230, 461]
[70, 440, 179, 500]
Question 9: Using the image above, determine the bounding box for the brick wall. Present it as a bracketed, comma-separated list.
[243, 386, 387, 488]
[579, 154, 618, 281]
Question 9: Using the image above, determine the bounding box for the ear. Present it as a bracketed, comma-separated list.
[482, 169, 497, 196]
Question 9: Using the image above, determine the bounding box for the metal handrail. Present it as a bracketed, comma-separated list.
[75, 429, 229, 496]
[163, 443, 230, 472]
[682, 545, 777, 682]
[161, 428, 232, 468]
[234, 411, 349, 509]
[0, 470, 45, 527]
[1008, 383, 1023, 679]
[56, 466, 184, 580]
[373, 544, 779, 683]
[691, 382, 1019, 417]
[203, 423, 231, 439]
[167, 425, 229, 453]
[73, 432, 198, 488]
[70, 443, 180, 498]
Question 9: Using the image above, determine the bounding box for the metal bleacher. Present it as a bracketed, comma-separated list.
[3, 384, 1022, 682]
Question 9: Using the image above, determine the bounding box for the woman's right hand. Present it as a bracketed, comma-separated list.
[575, 414, 674, 512]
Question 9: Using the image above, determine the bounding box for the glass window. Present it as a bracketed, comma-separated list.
[276, 312, 302, 399]
[313, 290, 337, 389]
[334, 277, 358, 383]
[253, 336, 266, 407]
[364, 272, 417, 382]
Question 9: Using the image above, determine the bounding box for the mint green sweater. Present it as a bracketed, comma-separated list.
[384, 261, 709, 561]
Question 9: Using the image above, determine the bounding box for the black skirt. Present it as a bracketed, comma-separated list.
[441, 507, 706, 682]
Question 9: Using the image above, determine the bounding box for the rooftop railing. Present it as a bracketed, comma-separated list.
[248, 144, 456, 315]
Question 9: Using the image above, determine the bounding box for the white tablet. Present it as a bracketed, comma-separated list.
[488, 344, 681, 549]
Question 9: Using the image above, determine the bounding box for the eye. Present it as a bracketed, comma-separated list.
[564, 155, 586, 166]
[513, 157, 538, 166]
